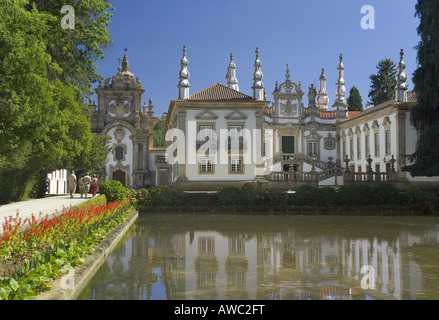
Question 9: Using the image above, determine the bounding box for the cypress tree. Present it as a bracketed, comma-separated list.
[153, 113, 168, 148]
[368, 58, 397, 106]
[404, 0, 439, 176]
[347, 86, 364, 111]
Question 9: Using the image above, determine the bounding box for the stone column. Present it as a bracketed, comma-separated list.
[143, 142, 149, 173]
[177, 111, 187, 181]
[133, 142, 139, 176]
[254, 110, 266, 182]
[396, 110, 408, 181]
[139, 143, 144, 171]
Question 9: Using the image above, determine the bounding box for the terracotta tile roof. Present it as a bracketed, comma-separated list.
[347, 111, 361, 119]
[340, 91, 418, 124]
[184, 83, 254, 102]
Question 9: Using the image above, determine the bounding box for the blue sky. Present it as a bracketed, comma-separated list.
[94, 0, 420, 117]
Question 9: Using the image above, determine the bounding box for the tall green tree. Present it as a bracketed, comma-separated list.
[30, 0, 114, 100]
[368, 58, 397, 106]
[404, 0, 439, 177]
[347, 86, 364, 111]
[0, 0, 112, 203]
[153, 113, 168, 148]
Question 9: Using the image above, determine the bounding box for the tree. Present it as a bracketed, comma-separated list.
[153, 113, 168, 148]
[0, 0, 112, 203]
[368, 58, 397, 106]
[30, 0, 114, 100]
[347, 86, 364, 111]
[404, 0, 439, 177]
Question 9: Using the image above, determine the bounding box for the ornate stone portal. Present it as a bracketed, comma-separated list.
[90, 53, 158, 187]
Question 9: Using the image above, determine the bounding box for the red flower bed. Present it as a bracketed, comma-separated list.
[0, 199, 129, 271]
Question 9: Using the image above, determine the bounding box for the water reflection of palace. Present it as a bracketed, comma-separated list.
[85, 215, 439, 300]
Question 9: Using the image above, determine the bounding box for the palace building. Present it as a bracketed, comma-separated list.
[163, 46, 438, 191]
[47, 46, 438, 195]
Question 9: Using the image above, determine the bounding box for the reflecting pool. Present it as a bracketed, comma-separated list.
[77, 214, 439, 300]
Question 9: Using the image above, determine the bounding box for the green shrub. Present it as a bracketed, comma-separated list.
[370, 183, 401, 205]
[98, 180, 127, 203]
[136, 186, 184, 209]
[315, 187, 338, 207]
[336, 184, 374, 206]
[217, 187, 248, 206]
[243, 184, 268, 206]
[265, 188, 289, 206]
[184, 192, 219, 206]
[402, 188, 438, 211]
[292, 185, 319, 206]
[126, 188, 138, 206]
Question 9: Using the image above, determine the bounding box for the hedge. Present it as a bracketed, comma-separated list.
[134, 184, 438, 212]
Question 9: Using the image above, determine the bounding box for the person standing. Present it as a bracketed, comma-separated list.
[91, 174, 99, 197]
[78, 175, 85, 198]
[67, 170, 77, 198]
[83, 172, 92, 199]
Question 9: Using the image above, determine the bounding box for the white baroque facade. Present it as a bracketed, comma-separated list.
[76, 47, 437, 191]
[164, 46, 438, 191]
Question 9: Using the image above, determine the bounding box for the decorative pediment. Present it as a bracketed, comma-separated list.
[225, 110, 248, 120]
[279, 80, 301, 95]
[363, 123, 370, 132]
[195, 110, 218, 120]
[306, 129, 322, 141]
[348, 128, 354, 137]
[382, 116, 391, 127]
[372, 120, 380, 130]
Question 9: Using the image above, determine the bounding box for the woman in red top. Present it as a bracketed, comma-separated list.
[91, 174, 99, 197]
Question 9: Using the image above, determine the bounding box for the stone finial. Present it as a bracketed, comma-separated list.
[317, 68, 329, 110]
[252, 47, 265, 100]
[226, 53, 239, 91]
[178, 45, 190, 99]
[335, 54, 346, 104]
[147, 98, 154, 117]
[122, 53, 130, 72]
[396, 49, 408, 102]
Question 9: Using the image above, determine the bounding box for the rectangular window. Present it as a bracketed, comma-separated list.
[198, 125, 213, 142]
[282, 136, 295, 154]
[365, 135, 370, 157]
[385, 130, 391, 155]
[262, 141, 267, 157]
[228, 125, 243, 152]
[374, 133, 379, 157]
[357, 137, 361, 160]
[230, 158, 243, 173]
[308, 142, 318, 158]
[200, 158, 213, 173]
[229, 125, 243, 142]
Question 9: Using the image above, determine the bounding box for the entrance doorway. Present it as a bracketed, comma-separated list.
[158, 170, 168, 186]
[113, 170, 126, 187]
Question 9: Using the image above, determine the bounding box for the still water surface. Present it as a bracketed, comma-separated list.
[77, 213, 439, 300]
